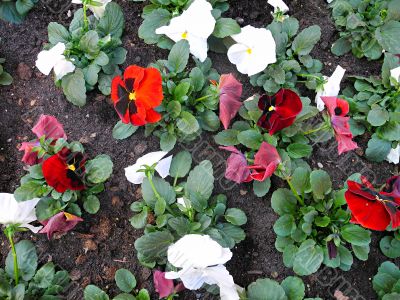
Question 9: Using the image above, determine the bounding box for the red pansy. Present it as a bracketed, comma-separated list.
[248, 142, 281, 181]
[220, 146, 252, 184]
[321, 96, 358, 155]
[42, 148, 86, 193]
[39, 212, 83, 239]
[218, 74, 243, 129]
[19, 115, 67, 165]
[383, 176, 400, 201]
[345, 177, 400, 231]
[153, 270, 185, 299]
[111, 65, 163, 126]
[257, 89, 302, 135]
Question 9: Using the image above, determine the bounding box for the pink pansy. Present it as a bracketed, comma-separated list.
[248, 142, 281, 181]
[218, 74, 243, 129]
[153, 270, 185, 299]
[220, 146, 251, 184]
[19, 115, 67, 165]
[39, 212, 83, 239]
[321, 96, 358, 155]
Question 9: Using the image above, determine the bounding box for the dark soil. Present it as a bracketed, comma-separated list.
[0, 0, 398, 299]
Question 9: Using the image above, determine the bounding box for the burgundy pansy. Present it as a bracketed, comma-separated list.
[220, 146, 251, 183]
[321, 96, 358, 155]
[153, 270, 185, 299]
[257, 89, 302, 135]
[218, 74, 243, 129]
[383, 176, 400, 199]
[19, 115, 67, 165]
[248, 142, 281, 181]
[345, 177, 400, 231]
[327, 240, 337, 259]
[42, 148, 86, 193]
[39, 212, 83, 239]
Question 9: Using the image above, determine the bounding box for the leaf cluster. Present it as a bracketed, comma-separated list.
[0, 56, 12, 86]
[0, 0, 37, 24]
[373, 261, 400, 299]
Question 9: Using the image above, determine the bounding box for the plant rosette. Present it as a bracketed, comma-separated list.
[0, 240, 70, 298]
[125, 150, 247, 267]
[249, 16, 323, 94]
[272, 171, 371, 276]
[372, 261, 400, 299]
[112, 40, 224, 152]
[14, 115, 113, 238]
[84, 268, 150, 300]
[342, 53, 400, 163]
[0, 0, 37, 24]
[330, 0, 400, 60]
[138, 0, 241, 57]
[35, 1, 127, 107]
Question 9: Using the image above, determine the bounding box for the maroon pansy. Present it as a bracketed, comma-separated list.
[220, 146, 252, 184]
[153, 270, 185, 299]
[218, 74, 243, 129]
[248, 142, 281, 181]
[39, 212, 83, 239]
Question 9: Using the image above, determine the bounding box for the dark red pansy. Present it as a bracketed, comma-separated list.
[383, 176, 400, 201]
[39, 212, 83, 239]
[345, 178, 400, 231]
[248, 142, 281, 181]
[111, 65, 163, 126]
[218, 74, 243, 129]
[220, 146, 252, 183]
[321, 96, 358, 155]
[153, 270, 185, 299]
[327, 240, 337, 259]
[42, 148, 86, 193]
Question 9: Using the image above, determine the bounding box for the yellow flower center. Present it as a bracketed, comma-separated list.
[268, 106, 275, 112]
[246, 48, 252, 54]
[68, 164, 76, 171]
[182, 31, 188, 39]
[129, 92, 136, 101]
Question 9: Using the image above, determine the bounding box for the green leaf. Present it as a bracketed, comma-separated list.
[213, 18, 241, 38]
[287, 143, 312, 159]
[292, 25, 321, 55]
[273, 215, 296, 237]
[367, 107, 389, 126]
[185, 160, 214, 200]
[271, 188, 297, 215]
[352, 244, 370, 261]
[375, 20, 400, 54]
[253, 177, 271, 197]
[247, 278, 287, 300]
[61, 70, 87, 107]
[113, 294, 135, 300]
[85, 155, 113, 184]
[160, 132, 177, 151]
[136, 289, 151, 300]
[189, 67, 205, 92]
[112, 121, 138, 140]
[314, 216, 330, 227]
[134, 231, 174, 264]
[97, 2, 124, 38]
[115, 269, 136, 293]
[79, 30, 100, 56]
[83, 285, 109, 300]
[6, 240, 38, 281]
[283, 244, 298, 268]
[15, 0, 35, 15]
[48, 22, 70, 44]
[291, 167, 311, 195]
[130, 207, 148, 229]
[214, 129, 239, 146]
[341, 224, 371, 246]
[170, 151, 192, 179]
[0, 71, 13, 85]
[293, 240, 323, 276]
[281, 276, 305, 300]
[177, 111, 199, 134]
[139, 8, 171, 44]
[225, 208, 247, 226]
[365, 136, 392, 162]
[83, 195, 101, 214]
[33, 262, 55, 289]
[14, 181, 45, 202]
[167, 40, 190, 73]
[142, 177, 176, 207]
[377, 122, 400, 141]
[331, 37, 352, 56]
[380, 236, 400, 259]
[310, 170, 332, 199]
[237, 129, 263, 150]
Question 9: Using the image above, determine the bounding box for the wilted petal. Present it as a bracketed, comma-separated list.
[220, 146, 251, 183]
[335, 132, 358, 155]
[53, 58, 75, 81]
[19, 141, 40, 165]
[153, 271, 175, 299]
[267, 0, 289, 12]
[249, 142, 281, 181]
[155, 155, 173, 178]
[327, 240, 337, 259]
[386, 144, 400, 164]
[39, 212, 83, 239]
[219, 74, 243, 129]
[315, 65, 346, 111]
[32, 115, 67, 140]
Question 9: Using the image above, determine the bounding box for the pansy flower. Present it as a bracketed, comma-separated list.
[390, 66, 400, 84]
[153, 270, 185, 299]
[19, 115, 67, 165]
[111, 65, 163, 126]
[386, 144, 400, 164]
[257, 89, 302, 135]
[248, 142, 281, 181]
[218, 74, 243, 129]
[72, 0, 112, 19]
[383, 176, 400, 199]
[42, 148, 87, 193]
[220, 146, 251, 184]
[39, 211, 83, 239]
[345, 177, 400, 231]
[321, 96, 358, 155]
[315, 65, 346, 111]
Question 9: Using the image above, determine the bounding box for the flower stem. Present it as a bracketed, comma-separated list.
[5, 228, 19, 285]
[147, 174, 175, 216]
[303, 123, 329, 135]
[194, 94, 213, 103]
[83, 3, 89, 31]
[286, 178, 304, 206]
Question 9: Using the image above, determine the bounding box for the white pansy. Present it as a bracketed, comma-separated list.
[125, 151, 172, 184]
[177, 197, 191, 210]
[35, 43, 75, 81]
[390, 66, 400, 84]
[72, 0, 112, 19]
[386, 144, 400, 164]
[165, 234, 239, 300]
[267, 0, 289, 13]
[227, 25, 277, 77]
[315, 65, 346, 111]
[155, 0, 215, 62]
[0, 193, 42, 233]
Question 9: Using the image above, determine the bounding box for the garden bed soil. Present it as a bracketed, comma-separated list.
[0, 0, 399, 299]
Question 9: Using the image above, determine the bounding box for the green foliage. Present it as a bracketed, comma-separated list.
[0, 56, 13, 86]
[272, 170, 371, 276]
[0, 240, 70, 298]
[14, 137, 113, 219]
[45, 3, 127, 106]
[84, 268, 150, 300]
[0, 0, 37, 23]
[373, 261, 400, 299]
[250, 17, 323, 94]
[330, 0, 400, 60]
[131, 153, 247, 266]
[343, 53, 400, 162]
[380, 231, 400, 259]
[137, 0, 239, 52]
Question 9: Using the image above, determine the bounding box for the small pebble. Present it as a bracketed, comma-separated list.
[317, 162, 323, 168]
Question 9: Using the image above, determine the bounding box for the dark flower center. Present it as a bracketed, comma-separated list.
[334, 107, 342, 116]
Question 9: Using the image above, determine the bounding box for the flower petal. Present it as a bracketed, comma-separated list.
[53, 58, 75, 81]
[315, 65, 346, 111]
[39, 212, 83, 239]
[219, 74, 243, 129]
[32, 115, 67, 140]
[390, 66, 400, 84]
[125, 151, 169, 184]
[35, 43, 66, 76]
[386, 144, 400, 164]
[153, 271, 175, 299]
[155, 155, 172, 178]
[220, 146, 251, 183]
[267, 0, 289, 13]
